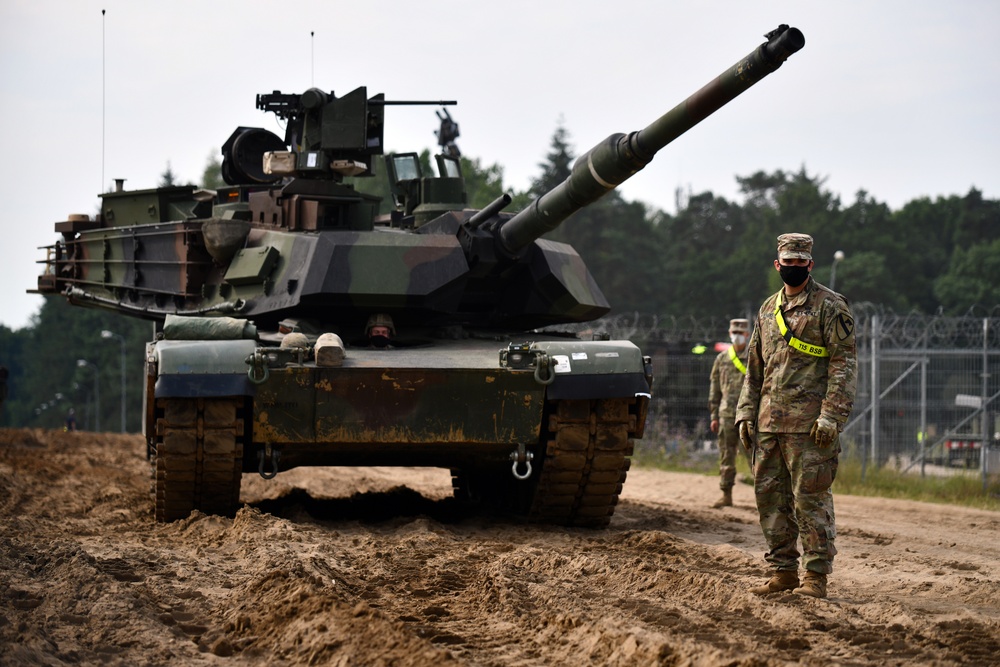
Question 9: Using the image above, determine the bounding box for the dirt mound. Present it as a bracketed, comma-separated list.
[1, 427, 998, 665]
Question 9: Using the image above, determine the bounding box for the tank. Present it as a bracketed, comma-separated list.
[33, 26, 804, 525]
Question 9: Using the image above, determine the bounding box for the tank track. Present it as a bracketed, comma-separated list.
[528, 398, 633, 528]
[153, 397, 245, 522]
[451, 398, 633, 528]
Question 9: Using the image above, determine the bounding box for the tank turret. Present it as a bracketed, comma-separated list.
[33, 25, 803, 336]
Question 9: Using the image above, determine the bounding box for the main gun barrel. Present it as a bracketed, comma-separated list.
[498, 25, 805, 254]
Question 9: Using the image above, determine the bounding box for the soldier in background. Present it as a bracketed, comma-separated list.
[735, 233, 857, 599]
[708, 318, 751, 508]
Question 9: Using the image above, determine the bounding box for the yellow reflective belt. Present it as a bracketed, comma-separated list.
[728, 345, 747, 374]
[774, 292, 830, 358]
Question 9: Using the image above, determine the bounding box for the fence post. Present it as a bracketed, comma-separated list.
[869, 315, 880, 470]
[920, 356, 928, 477]
[983, 318, 990, 492]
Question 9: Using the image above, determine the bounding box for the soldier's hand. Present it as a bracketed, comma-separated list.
[737, 420, 755, 451]
[810, 416, 839, 447]
[710, 419, 720, 434]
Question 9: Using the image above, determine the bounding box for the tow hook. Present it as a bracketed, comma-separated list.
[533, 351, 556, 385]
[257, 443, 281, 479]
[509, 443, 534, 480]
[246, 350, 270, 385]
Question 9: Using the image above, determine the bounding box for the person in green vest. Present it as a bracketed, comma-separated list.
[736, 233, 857, 599]
[708, 318, 750, 508]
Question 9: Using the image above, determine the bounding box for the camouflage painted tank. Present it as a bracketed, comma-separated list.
[34, 26, 804, 525]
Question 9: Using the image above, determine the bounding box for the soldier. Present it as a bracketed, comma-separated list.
[366, 313, 396, 349]
[735, 233, 857, 599]
[708, 318, 751, 508]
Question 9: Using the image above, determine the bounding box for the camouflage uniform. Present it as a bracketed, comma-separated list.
[709, 319, 750, 491]
[736, 234, 857, 576]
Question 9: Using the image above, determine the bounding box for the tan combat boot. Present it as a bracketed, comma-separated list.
[793, 571, 827, 598]
[712, 488, 733, 508]
[749, 570, 799, 595]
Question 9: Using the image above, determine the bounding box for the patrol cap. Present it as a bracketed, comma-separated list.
[729, 318, 750, 333]
[777, 233, 813, 260]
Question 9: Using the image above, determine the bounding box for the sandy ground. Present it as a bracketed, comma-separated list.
[1, 428, 998, 666]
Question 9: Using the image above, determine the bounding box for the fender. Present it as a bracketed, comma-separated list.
[153, 339, 259, 398]
[531, 340, 651, 401]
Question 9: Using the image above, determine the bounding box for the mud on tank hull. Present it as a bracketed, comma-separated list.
[145, 333, 651, 527]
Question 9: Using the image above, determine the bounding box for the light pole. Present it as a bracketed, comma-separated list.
[830, 250, 845, 292]
[77, 359, 100, 432]
[101, 330, 127, 433]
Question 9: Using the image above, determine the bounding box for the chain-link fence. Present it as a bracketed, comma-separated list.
[843, 305, 1000, 486]
[576, 308, 1000, 483]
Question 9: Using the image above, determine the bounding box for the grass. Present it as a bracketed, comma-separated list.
[832, 457, 1000, 511]
[632, 436, 1000, 512]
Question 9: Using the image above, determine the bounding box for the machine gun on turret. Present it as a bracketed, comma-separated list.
[222, 88, 456, 184]
[435, 108, 461, 158]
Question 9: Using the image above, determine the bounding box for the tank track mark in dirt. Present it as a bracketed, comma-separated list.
[451, 398, 634, 528]
[154, 397, 246, 522]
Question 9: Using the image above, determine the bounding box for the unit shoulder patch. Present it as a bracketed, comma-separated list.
[836, 313, 855, 341]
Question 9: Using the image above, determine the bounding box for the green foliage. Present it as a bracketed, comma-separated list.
[159, 162, 179, 187]
[513, 124, 1000, 319]
[530, 122, 573, 197]
[934, 238, 1000, 312]
[459, 156, 507, 209]
[630, 452, 1000, 509]
[833, 458, 1000, 511]
[202, 151, 224, 190]
[0, 298, 152, 432]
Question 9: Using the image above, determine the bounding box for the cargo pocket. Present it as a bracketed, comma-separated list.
[801, 449, 838, 495]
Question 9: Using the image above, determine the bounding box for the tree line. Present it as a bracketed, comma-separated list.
[514, 127, 1000, 319]
[2, 127, 997, 430]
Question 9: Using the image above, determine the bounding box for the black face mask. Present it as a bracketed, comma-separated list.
[778, 263, 810, 287]
[370, 334, 391, 348]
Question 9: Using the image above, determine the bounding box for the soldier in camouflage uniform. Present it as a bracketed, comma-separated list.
[708, 318, 751, 508]
[735, 233, 857, 599]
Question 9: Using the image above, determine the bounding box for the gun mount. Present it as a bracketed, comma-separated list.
[223, 88, 457, 184]
[435, 108, 461, 158]
[31, 26, 803, 527]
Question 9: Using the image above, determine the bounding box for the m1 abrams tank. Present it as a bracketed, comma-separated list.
[33, 26, 804, 525]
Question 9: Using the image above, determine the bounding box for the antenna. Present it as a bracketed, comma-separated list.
[102, 9, 106, 193]
[310, 31, 315, 86]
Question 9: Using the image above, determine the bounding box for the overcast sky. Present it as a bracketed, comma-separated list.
[1, 1, 998, 331]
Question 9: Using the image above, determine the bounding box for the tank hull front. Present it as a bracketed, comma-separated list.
[148, 335, 650, 527]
